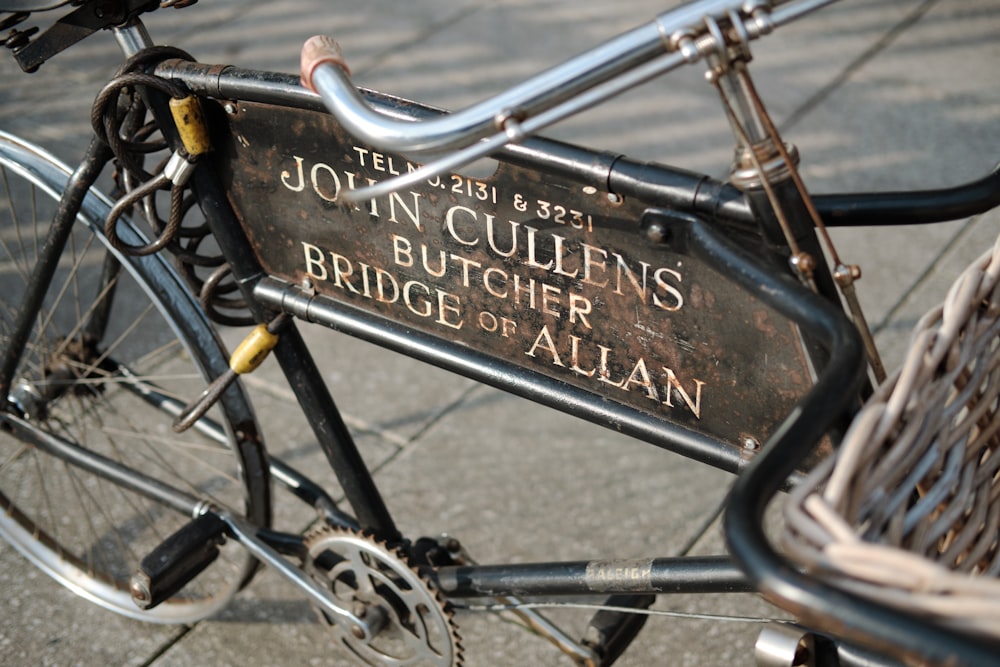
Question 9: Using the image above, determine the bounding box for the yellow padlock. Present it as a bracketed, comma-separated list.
[229, 324, 279, 375]
[169, 95, 211, 157]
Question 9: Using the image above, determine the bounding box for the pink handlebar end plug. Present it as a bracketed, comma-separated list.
[301, 35, 349, 92]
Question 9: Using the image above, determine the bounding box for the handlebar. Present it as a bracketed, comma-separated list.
[300, 0, 838, 201]
[302, 18, 674, 155]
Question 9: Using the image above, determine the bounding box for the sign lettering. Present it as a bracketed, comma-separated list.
[218, 102, 813, 448]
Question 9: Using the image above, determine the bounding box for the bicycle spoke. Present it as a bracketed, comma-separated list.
[28, 443, 60, 550]
[0, 135, 267, 624]
[0, 167, 35, 284]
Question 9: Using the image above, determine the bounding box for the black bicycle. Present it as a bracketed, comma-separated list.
[1, 1, 998, 665]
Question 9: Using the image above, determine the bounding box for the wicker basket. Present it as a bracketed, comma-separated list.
[782, 232, 1000, 639]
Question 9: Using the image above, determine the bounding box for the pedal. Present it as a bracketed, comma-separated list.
[581, 594, 656, 666]
[130, 513, 229, 610]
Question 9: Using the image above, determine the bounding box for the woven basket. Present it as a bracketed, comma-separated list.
[782, 232, 1000, 639]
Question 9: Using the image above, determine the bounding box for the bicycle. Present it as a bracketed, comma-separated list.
[0, 0, 998, 665]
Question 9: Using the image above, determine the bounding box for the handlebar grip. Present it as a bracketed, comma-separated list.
[301, 35, 349, 92]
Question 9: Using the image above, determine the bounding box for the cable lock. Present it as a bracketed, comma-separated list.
[100, 82, 211, 255]
[173, 314, 288, 433]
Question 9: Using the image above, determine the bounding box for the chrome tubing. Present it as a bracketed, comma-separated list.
[112, 19, 155, 58]
[303, 0, 839, 157]
[306, 19, 668, 154]
[320, 49, 690, 202]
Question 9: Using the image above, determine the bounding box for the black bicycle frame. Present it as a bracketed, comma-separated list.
[141, 60, 997, 602]
[113, 61, 792, 604]
[3, 50, 999, 653]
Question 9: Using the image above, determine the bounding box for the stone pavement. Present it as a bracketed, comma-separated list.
[0, 0, 998, 665]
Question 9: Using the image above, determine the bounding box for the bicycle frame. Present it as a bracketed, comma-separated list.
[145, 52, 999, 628]
[155, 60, 774, 594]
[3, 1, 1000, 665]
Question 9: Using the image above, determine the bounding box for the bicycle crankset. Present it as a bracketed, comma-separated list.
[303, 526, 463, 667]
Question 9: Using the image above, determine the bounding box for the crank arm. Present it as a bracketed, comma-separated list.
[2, 407, 370, 639]
[129, 507, 377, 637]
[217, 510, 377, 640]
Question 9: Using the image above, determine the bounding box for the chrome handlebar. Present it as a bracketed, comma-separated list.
[300, 0, 838, 201]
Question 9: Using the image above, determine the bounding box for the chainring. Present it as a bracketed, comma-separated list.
[303, 526, 463, 667]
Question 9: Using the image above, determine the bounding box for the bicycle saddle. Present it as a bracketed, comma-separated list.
[0, 1, 72, 11]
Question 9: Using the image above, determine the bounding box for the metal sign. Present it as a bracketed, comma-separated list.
[217, 100, 813, 449]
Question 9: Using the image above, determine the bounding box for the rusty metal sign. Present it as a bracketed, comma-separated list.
[215, 100, 813, 449]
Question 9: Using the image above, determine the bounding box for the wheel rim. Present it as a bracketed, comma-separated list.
[0, 135, 268, 623]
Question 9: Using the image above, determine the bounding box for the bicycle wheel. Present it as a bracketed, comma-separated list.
[0, 131, 270, 623]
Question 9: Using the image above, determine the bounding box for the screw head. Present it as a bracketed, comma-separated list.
[789, 252, 816, 276]
[645, 221, 671, 244]
[833, 263, 862, 286]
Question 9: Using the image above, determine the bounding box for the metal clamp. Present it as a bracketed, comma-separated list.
[163, 150, 197, 187]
